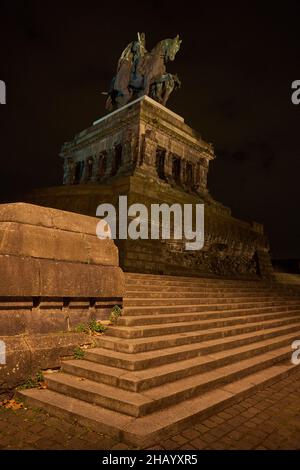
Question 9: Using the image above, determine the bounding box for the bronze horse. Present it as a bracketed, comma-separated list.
[106, 34, 182, 110]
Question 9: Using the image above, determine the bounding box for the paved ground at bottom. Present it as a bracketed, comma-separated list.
[1, 367, 300, 450]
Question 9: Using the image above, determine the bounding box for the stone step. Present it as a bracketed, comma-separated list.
[85, 322, 300, 371]
[125, 274, 265, 284]
[125, 278, 276, 291]
[125, 273, 263, 284]
[18, 388, 131, 440]
[19, 361, 298, 447]
[123, 295, 296, 307]
[125, 288, 292, 298]
[125, 278, 269, 288]
[44, 372, 149, 418]
[61, 331, 300, 392]
[44, 346, 291, 417]
[95, 315, 300, 353]
[125, 278, 279, 288]
[107, 311, 300, 339]
[118, 307, 300, 326]
[123, 301, 300, 316]
[18, 271, 300, 447]
[275, 273, 300, 286]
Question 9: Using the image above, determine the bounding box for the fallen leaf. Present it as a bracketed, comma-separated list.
[2, 399, 23, 410]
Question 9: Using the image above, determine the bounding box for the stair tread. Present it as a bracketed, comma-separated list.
[120, 362, 297, 440]
[63, 330, 300, 384]
[116, 308, 300, 328]
[139, 346, 290, 401]
[109, 311, 300, 333]
[19, 361, 298, 446]
[125, 277, 265, 285]
[47, 345, 291, 407]
[123, 305, 300, 317]
[98, 315, 300, 346]
[45, 372, 151, 407]
[124, 300, 300, 309]
[88, 321, 300, 363]
[124, 295, 291, 300]
[19, 388, 133, 431]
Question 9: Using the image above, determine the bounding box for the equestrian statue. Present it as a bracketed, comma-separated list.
[105, 33, 182, 111]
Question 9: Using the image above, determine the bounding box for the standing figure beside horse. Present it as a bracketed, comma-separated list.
[105, 33, 182, 111]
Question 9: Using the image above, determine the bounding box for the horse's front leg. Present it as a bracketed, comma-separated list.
[162, 84, 173, 106]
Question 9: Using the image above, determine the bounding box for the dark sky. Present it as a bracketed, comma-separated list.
[0, 0, 299, 258]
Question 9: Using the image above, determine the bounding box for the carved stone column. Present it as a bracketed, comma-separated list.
[144, 137, 157, 166]
[202, 166, 208, 190]
[120, 135, 136, 175]
[98, 152, 107, 180]
[180, 159, 186, 188]
[105, 148, 115, 177]
[139, 131, 157, 176]
[185, 161, 194, 190]
[193, 162, 201, 192]
[164, 151, 173, 183]
[69, 159, 76, 185]
[91, 155, 99, 182]
[63, 158, 69, 185]
[80, 159, 88, 184]
[193, 162, 209, 193]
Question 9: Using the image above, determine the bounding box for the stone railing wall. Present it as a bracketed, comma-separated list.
[0, 203, 124, 395]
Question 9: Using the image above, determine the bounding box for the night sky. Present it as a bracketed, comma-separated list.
[0, 0, 299, 258]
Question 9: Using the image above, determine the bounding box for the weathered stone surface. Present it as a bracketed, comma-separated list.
[0, 310, 67, 336]
[0, 209, 118, 266]
[0, 255, 40, 297]
[0, 255, 124, 298]
[0, 333, 92, 394]
[38, 260, 124, 298]
[0, 202, 100, 235]
[0, 222, 117, 265]
[0, 310, 28, 336]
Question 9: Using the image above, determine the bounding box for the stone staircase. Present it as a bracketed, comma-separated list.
[275, 272, 300, 287]
[20, 273, 300, 447]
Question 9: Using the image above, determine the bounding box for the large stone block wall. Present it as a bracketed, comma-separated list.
[25, 175, 273, 279]
[0, 203, 124, 395]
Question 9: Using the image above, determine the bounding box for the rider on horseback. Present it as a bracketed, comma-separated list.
[105, 33, 182, 111]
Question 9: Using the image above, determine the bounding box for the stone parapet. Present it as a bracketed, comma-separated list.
[1, 333, 94, 395]
[0, 203, 124, 394]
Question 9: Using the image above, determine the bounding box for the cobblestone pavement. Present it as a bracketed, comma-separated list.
[1, 368, 300, 450]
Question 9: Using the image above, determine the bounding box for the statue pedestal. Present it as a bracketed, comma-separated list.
[25, 96, 273, 279]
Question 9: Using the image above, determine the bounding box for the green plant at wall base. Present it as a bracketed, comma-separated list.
[36, 370, 44, 383]
[109, 305, 122, 324]
[75, 321, 106, 334]
[88, 319, 106, 333]
[18, 371, 44, 390]
[18, 378, 37, 390]
[75, 323, 90, 334]
[73, 346, 85, 360]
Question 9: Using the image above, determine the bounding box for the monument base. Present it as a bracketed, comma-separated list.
[24, 96, 273, 278]
[25, 174, 273, 279]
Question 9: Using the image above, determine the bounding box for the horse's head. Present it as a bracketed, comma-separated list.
[163, 35, 182, 62]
